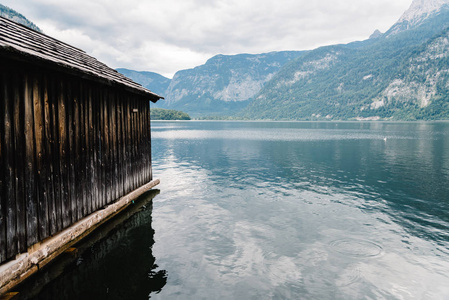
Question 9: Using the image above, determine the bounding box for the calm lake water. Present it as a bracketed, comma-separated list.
[18, 121, 449, 299]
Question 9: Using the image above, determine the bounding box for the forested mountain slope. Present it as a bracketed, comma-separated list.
[239, 0, 449, 120]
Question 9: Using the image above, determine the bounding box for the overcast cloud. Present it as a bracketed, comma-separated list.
[2, 0, 412, 77]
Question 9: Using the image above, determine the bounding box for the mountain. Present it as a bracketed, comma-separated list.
[0, 4, 41, 32]
[387, 0, 449, 36]
[116, 68, 170, 98]
[369, 30, 383, 39]
[159, 51, 304, 117]
[238, 0, 449, 120]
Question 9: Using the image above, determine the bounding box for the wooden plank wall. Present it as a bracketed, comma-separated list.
[0, 58, 153, 264]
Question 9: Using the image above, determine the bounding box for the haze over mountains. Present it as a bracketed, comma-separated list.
[4, 1, 449, 120]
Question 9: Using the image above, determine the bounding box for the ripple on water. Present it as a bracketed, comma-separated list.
[335, 266, 362, 287]
[329, 239, 383, 258]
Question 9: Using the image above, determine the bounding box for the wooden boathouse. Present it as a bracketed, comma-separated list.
[0, 16, 162, 292]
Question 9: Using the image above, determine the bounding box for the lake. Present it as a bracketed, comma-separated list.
[17, 121, 449, 299]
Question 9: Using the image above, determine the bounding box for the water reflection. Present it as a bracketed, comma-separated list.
[16, 190, 167, 300]
[150, 121, 449, 299]
[152, 121, 449, 244]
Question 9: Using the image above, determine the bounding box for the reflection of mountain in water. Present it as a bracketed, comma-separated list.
[17, 190, 167, 299]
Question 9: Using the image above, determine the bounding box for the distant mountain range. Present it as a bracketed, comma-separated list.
[0, 4, 41, 32]
[122, 0, 449, 120]
[116, 68, 170, 98]
[130, 52, 305, 117]
[4, 1, 449, 120]
[239, 0, 449, 120]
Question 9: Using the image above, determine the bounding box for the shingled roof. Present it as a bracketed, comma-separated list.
[0, 16, 163, 102]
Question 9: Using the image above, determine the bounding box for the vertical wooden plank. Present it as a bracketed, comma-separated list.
[107, 90, 113, 203]
[103, 90, 111, 205]
[130, 96, 136, 191]
[33, 73, 50, 241]
[98, 88, 104, 209]
[129, 97, 135, 191]
[108, 90, 115, 204]
[0, 84, 4, 263]
[132, 97, 138, 189]
[141, 99, 147, 183]
[87, 85, 95, 215]
[145, 100, 150, 181]
[110, 90, 118, 202]
[86, 84, 94, 215]
[24, 73, 38, 247]
[3, 71, 19, 259]
[108, 90, 114, 201]
[80, 81, 88, 217]
[143, 99, 149, 183]
[58, 80, 71, 228]
[91, 85, 98, 213]
[116, 94, 124, 197]
[0, 71, 8, 262]
[137, 98, 144, 186]
[73, 81, 82, 220]
[138, 98, 143, 186]
[79, 83, 86, 216]
[121, 96, 127, 195]
[125, 96, 132, 194]
[96, 87, 102, 210]
[122, 96, 127, 194]
[115, 93, 121, 198]
[92, 87, 99, 212]
[67, 81, 76, 224]
[43, 75, 57, 236]
[98, 87, 106, 210]
[115, 95, 121, 197]
[50, 75, 63, 234]
[149, 101, 153, 181]
[146, 100, 152, 182]
[12, 71, 26, 252]
[135, 98, 141, 187]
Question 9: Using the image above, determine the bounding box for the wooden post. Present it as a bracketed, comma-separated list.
[13, 72, 27, 252]
[126, 97, 132, 193]
[67, 80, 76, 224]
[33, 73, 50, 241]
[43, 75, 57, 236]
[87, 85, 95, 215]
[74, 81, 82, 220]
[24, 74, 38, 247]
[3, 71, 19, 259]
[116, 94, 124, 197]
[58, 80, 71, 229]
[0, 72, 8, 262]
[99, 88, 106, 209]
[112, 92, 119, 202]
[80, 82, 88, 217]
[95, 86, 103, 212]
[108, 89, 116, 202]
[50, 75, 63, 234]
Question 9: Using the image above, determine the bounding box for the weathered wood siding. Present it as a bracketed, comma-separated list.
[0, 58, 153, 264]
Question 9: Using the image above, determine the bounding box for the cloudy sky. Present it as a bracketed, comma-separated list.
[2, 0, 412, 78]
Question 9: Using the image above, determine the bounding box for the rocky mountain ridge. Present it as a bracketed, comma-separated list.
[123, 51, 305, 117]
[387, 0, 449, 36]
[238, 2, 449, 120]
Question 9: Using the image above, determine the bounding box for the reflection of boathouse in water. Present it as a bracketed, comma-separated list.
[16, 190, 167, 298]
[0, 16, 162, 293]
